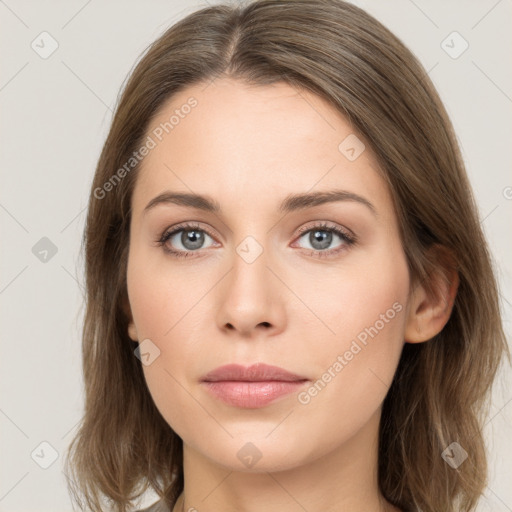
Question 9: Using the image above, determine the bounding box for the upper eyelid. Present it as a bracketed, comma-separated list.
[296, 221, 354, 237]
[163, 222, 216, 240]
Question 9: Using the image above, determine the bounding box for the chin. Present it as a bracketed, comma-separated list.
[196, 435, 314, 474]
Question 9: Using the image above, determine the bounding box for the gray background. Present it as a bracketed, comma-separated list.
[1, 0, 511, 510]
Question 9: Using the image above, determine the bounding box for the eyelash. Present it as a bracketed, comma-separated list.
[156, 221, 357, 259]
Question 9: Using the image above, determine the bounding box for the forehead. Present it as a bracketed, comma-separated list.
[131, 77, 390, 218]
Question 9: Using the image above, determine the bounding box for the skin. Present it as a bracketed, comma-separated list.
[125, 77, 458, 512]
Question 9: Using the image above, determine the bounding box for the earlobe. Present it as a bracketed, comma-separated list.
[404, 246, 459, 344]
[128, 321, 138, 342]
[121, 292, 139, 342]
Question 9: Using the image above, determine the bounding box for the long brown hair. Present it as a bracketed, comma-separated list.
[63, 1, 510, 511]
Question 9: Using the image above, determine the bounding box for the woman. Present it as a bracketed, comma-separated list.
[64, 1, 510, 511]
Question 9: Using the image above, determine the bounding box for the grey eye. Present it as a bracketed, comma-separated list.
[169, 229, 214, 252]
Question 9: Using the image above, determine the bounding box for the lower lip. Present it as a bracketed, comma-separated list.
[201, 380, 308, 408]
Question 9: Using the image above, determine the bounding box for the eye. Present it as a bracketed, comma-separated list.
[156, 221, 356, 259]
[292, 222, 356, 258]
[157, 222, 216, 258]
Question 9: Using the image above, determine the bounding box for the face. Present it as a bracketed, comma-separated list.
[126, 77, 411, 472]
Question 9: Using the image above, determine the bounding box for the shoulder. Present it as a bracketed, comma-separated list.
[135, 498, 170, 512]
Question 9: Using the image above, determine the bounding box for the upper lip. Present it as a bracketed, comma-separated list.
[201, 363, 308, 382]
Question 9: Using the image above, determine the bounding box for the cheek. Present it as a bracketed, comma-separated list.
[292, 243, 409, 411]
[301, 247, 409, 421]
[293, 242, 409, 349]
[126, 246, 203, 340]
[126, 258, 203, 435]
[126, 251, 212, 419]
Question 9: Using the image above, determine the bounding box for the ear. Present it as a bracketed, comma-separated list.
[121, 291, 139, 342]
[405, 245, 459, 343]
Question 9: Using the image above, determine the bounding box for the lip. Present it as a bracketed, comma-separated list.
[201, 363, 307, 382]
[201, 363, 309, 408]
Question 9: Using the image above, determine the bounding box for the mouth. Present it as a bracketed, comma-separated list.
[200, 363, 309, 408]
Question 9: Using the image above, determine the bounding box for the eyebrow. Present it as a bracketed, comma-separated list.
[143, 189, 377, 216]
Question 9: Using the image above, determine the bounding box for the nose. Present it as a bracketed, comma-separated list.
[215, 240, 286, 338]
